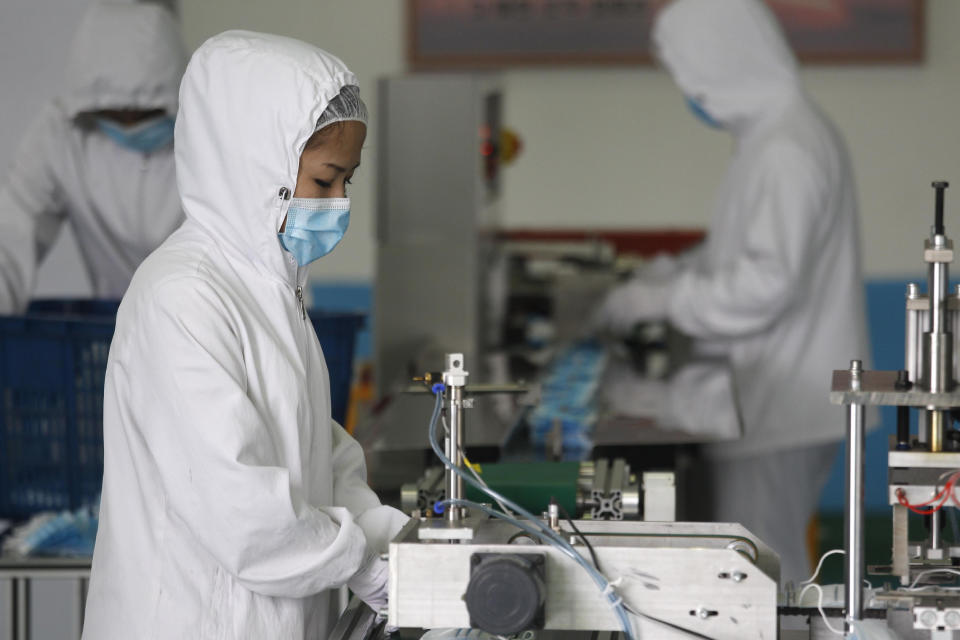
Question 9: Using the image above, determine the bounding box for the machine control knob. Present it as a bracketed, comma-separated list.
[465, 553, 546, 635]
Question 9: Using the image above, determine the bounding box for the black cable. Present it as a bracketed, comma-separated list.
[554, 501, 602, 571]
[554, 500, 719, 640]
[621, 603, 718, 640]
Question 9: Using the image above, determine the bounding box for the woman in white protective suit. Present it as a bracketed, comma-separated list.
[81, 31, 409, 638]
[0, 2, 186, 312]
[594, 0, 871, 584]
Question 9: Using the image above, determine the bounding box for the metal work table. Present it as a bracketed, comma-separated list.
[0, 556, 91, 640]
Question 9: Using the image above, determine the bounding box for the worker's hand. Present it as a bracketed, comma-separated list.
[633, 253, 681, 282]
[589, 278, 672, 337]
[348, 553, 390, 615]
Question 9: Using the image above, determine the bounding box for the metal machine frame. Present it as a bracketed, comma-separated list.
[384, 352, 779, 639]
[835, 182, 960, 635]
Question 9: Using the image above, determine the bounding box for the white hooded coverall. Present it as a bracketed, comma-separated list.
[601, 0, 871, 583]
[0, 2, 186, 313]
[82, 31, 408, 639]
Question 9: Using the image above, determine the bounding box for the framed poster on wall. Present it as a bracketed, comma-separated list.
[408, 0, 925, 69]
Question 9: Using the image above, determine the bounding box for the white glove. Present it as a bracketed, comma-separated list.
[346, 508, 409, 616]
[347, 553, 390, 614]
[633, 253, 681, 282]
[590, 278, 672, 337]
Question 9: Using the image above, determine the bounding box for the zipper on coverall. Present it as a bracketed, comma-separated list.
[278, 186, 306, 320]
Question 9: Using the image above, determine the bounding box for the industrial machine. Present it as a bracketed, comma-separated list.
[401, 458, 671, 522]
[367, 74, 731, 496]
[366, 83, 762, 632]
[833, 181, 960, 637]
[340, 183, 960, 639]
[378, 353, 780, 639]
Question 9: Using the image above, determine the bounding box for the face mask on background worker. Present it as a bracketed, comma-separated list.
[95, 113, 176, 153]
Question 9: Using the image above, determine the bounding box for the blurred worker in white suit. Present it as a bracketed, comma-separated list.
[0, 2, 186, 312]
[593, 0, 870, 584]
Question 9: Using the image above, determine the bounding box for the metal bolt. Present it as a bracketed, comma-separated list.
[732, 571, 747, 583]
[548, 502, 560, 532]
[380, 553, 389, 562]
[697, 607, 711, 620]
[895, 369, 911, 391]
[850, 359, 862, 391]
[908, 282, 921, 299]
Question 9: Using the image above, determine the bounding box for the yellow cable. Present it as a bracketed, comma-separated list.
[463, 455, 482, 475]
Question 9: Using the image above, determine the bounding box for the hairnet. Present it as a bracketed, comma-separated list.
[315, 85, 368, 132]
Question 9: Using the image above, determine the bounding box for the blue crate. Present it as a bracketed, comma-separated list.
[0, 301, 117, 519]
[307, 310, 365, 428]
[0, 299, 364, 520]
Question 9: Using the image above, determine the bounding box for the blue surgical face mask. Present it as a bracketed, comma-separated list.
[95, 115, 176, 153]
[685, 97, 723, 130]
[278, 197, 351, 266]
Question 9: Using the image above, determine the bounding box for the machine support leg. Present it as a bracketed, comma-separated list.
[845, 397, 866, 628]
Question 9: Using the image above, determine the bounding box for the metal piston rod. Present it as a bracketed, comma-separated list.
[442, 353, 469, 523]
[922, 183, 954, 554]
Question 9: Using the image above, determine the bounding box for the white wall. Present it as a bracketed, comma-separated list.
[45, 0, 960, 287]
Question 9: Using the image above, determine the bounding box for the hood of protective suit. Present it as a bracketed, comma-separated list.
[63, 2, 185, 117]
[652, 0, 801, 133]
[175, 31, 358, 284]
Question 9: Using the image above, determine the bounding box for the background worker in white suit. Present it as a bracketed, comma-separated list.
[0, 2, 186, 312]
[593, 0, 871, 584]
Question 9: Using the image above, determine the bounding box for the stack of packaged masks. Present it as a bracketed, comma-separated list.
[528, 341, 606, 454]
